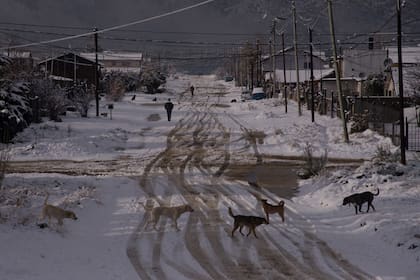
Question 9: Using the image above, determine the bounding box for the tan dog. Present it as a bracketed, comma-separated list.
[261, 199, 284, 223]
[143, 204, 194, 231]
[40, 194, 78, 226]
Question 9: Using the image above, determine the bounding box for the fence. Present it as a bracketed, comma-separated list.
[368, 120, 420, 152]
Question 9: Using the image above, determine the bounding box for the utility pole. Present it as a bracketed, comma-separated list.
[73, 53, 77, 84]
[292, 1, 302, 115]
[397, 0, 406, 164]
[94, 27, 99, 117]
[309, 28, 315, 122]
[282, 33, 287, 113]
[238, 47, 242, 87]
[256, 40, 260, 86]
[327, 0, 349, 142]
[272, 21, 277, 98]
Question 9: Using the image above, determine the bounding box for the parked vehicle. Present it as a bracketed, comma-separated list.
[224, 76, 234, 82]
[251, 87, 266, 100]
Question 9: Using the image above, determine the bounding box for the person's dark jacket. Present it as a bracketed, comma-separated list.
[164, 101, 174, 111]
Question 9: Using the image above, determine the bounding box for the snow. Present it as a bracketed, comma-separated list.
[0, 74, 419, 279]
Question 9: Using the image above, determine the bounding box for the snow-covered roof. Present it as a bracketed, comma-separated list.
[81, 51, 143, 61]
[387, 46, 420, 65]
[1, 51, 31, 58]
[267, 68, 334, 83]
[49, 75, 73, 82]
[104, 67, 141, 73]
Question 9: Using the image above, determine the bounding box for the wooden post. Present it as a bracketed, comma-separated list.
[309, 28, 315, 122]
[327, 0, 349, 142]
[94, 27, 99, 117]
[282, 33, 287, 113]
[292, 1, 301, 115]
[397, 0, 406, 163]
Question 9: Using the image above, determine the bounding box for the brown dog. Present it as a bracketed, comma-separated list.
[261, 199, 285, 223]
[40, 194, 78, 226]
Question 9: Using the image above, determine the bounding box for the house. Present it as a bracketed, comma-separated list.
[321, 77, 364, 97]
[386, 46, 420, 97]
[262, 46, 331, 86]
[38, 53, 97, 85]
[341, 48, 387, 79]
[80, 51, 143, 73]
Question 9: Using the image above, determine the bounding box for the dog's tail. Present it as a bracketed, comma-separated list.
[228, 207, 236, 218]
[278, 200, 285, 206]
[43, 193, 49, 205]
[374, 189, 380, 196]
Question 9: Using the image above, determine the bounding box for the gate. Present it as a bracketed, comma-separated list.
[406, 121, 420, 151]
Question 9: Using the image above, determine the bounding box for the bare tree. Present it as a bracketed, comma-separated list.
[68, 83, 95, 117]
[30, 79, 68, 121]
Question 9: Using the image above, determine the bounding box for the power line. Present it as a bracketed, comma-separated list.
[0, 0, 217, 51]
[0, 22, 267, 37]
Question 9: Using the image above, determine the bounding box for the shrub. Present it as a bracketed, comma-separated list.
[139, 66, 166, 94]
[298, 143, 328, 179]
[372, 144, 399, 163]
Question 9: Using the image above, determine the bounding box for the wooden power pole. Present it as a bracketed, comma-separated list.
[94, 27, 99, 117]
[272, 21, 277, 98]
[309, 28, 315, 123]
[397, 0, 406, 164]
[327, 0, 349, 143]
[292, 1, 302, 116]
[282, 33, 288, 113]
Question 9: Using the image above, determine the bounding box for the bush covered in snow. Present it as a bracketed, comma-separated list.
[0, 78, 33, 143]
[139, 65, 166, 94]
[102, 71, 141, 101]
[29, 78, 68, 122]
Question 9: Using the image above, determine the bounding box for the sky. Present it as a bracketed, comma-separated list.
[2, 0, 419, 54]
[1, 75, 419, 279]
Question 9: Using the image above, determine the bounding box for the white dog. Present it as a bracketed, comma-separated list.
[142, 203, 194, 231]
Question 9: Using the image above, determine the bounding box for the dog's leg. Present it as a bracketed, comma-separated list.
[265, 212, 270, 224]
[368, 202, 375, 212]
[173, 217, 180, 231]
[239, 225, 245, 236]
[250, 226, 258, 238]
[358, 204, 364, 213]
[246, 227, 252, 237]
[354, 205, 358, 214]
[231, 223, 239, 237]
[279, 211, 284, 222]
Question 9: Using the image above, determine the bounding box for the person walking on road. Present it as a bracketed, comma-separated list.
[164, 98, 174, 122]
[190, 85, 195, 97]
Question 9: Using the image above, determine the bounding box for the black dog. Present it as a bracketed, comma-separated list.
[342, 189, 379, 214]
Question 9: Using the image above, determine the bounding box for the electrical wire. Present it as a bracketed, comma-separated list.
[0, 0, 217, 51]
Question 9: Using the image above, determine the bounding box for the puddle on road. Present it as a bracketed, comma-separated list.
[147, 113, 161, 121]
[224, 162, 301, 199]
